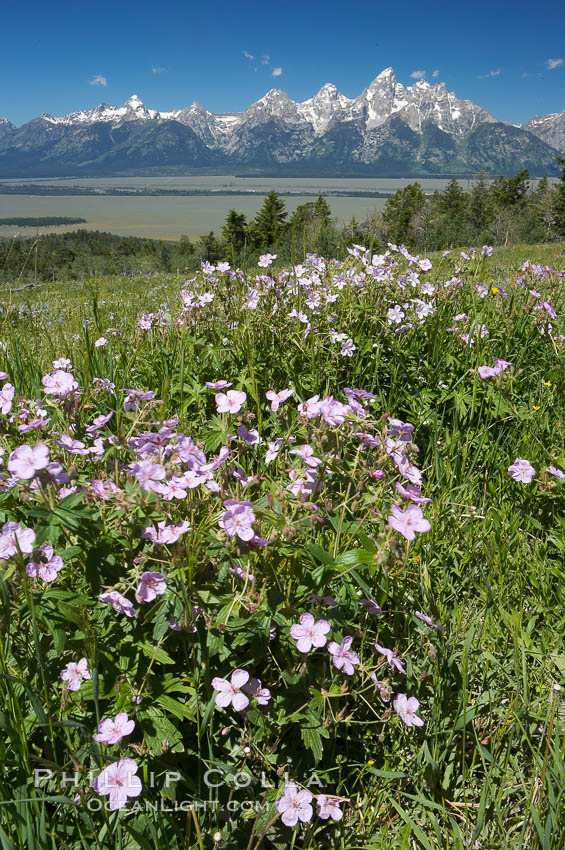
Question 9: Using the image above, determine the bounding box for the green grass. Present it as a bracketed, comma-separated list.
[0, 242, 563, 849]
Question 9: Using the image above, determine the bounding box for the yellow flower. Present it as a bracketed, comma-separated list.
[532, 405, 540, 411]
[543, 381, 552, 387]
[491, 287, 499, 295]
[367, 760, 375, 767]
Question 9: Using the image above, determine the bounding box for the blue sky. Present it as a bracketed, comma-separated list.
[1, 0, 564, 126]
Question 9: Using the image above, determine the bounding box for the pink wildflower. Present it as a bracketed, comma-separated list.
[92, 758, 142, 810]
[290, 613, 330, 653]
[94, 713, 135, 744]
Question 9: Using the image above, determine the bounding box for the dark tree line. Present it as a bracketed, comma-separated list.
[1, 164, 564, 283]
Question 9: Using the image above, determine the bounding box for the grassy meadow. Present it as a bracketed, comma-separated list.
[0, 241, 563, 849]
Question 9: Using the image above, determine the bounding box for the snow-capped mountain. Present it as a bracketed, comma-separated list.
[521, 109, 565, 155]
[0, 69, 562, 177]
[0, 117, 15, 140]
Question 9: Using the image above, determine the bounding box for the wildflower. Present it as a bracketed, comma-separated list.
[57, 435, 90, 456]
[0, 521, 36, 558]
[211, 669, 251, 711]
[258, 253, 276, 267]
[218, 500, 256, 541]
[92, 758, 142, 810]
[228, 565, 255, 582]
[359, 598, 381, 615]
[374, 643, 406, 674]
[94, 337, 107, 347]
[393, 693, 424, 728]
[507, 458, 535, 484]
[94, 713, 135, 744]
[328, 636, 359, 675]
[91, 479, 119, 500]
[388, 504, 431, 541]
[123, 389, 156, 412]
[265, 439, 283, 463]
[290, 613, 330, 653]
[52, 357, 72, 370]
[136, 571, 167, 602]
[141, 521, 190, 545]
[547, 465, 565, 480]
[237, 424, 262, 445]
[308, 595, 338, 607]
[266, 388, 293, 411]
[205, 380, 232, 389]
[129, 461, 167, 492]
[99, 590, 136, 618]
[395, 482, 431, 504]
[415, 611, 445, 630]
[60, 657, 91, 691]
[242, 677, 271, 705]
[0, 383, 14, 415]
[340, 339, 356, 357]
[290, 444, 321, 467]
[317, 795, 343, 821]
[7, 444, 50, 480]
[215, 390, 246, 414]
[42, 370, 79, 397]
[275, 783, 313, 827]
[25, 545, 63, 583]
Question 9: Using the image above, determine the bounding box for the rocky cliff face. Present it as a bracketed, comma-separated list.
[0, 70, 561, 177]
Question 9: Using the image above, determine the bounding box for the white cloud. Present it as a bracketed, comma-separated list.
[271, 66, 283, 77]
[410, 70, 426, 80]
[431, 69, 439, 78]
[243, 50, 254, 60]
[152, 66, 166, 75]
[545, 58, 563, 70]
[261, 54, 270, 65]
[478, 69, 501, 79]
[89, 75, 107, 87]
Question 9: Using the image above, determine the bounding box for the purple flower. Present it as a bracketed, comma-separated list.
[266, 388, 293, 411]
[393, 693, 424, 728]
[374, 642, 406, 674]
[56, 435, 90, 456]
[99, 590, 136, 618]
[136, 571, 167, 602]
[206, 380, 232, 389]
[415, 611, 445, 630]
[129, 461, 167, 492]
[547, 465, 565, 481]
[60, 657, 91, 691]
[388, 504, 431, 541]
[387, 418, 415, 441]
[0, 521, 36, 558]
[25, 544, 63, 583]
[242, 677, 271, 705]
[123, 389, 156, 412]
[258, 253, 276, 268]
[317, 795, 343, 821]
[94, 712, 135, 744]
[328, 636, 359, 675]
[359, 598, 381, 615]
[215, 390, 246, 414]
[237, 424, 262, 445]
[507, 458, 535, 484]
[42, 370, 79, 397]
[275, 783, 313, 827]
[290, 613, 330, 653]
[211, 669, 250, 711]
[308, 594, 338, 607]
[0, 383, 14, 415]
[141, 521, 190, 545]
[7, 444, 50, 480]
[91, 479, 119, 500]
[92, 758, 142, 810]
[395, 482, 431, 505]
[218, 500, 256, 541]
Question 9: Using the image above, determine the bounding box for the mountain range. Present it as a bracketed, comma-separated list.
[0, 69, 563, 178]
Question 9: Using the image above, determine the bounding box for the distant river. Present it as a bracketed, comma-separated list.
[0, 175, 548, 241]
